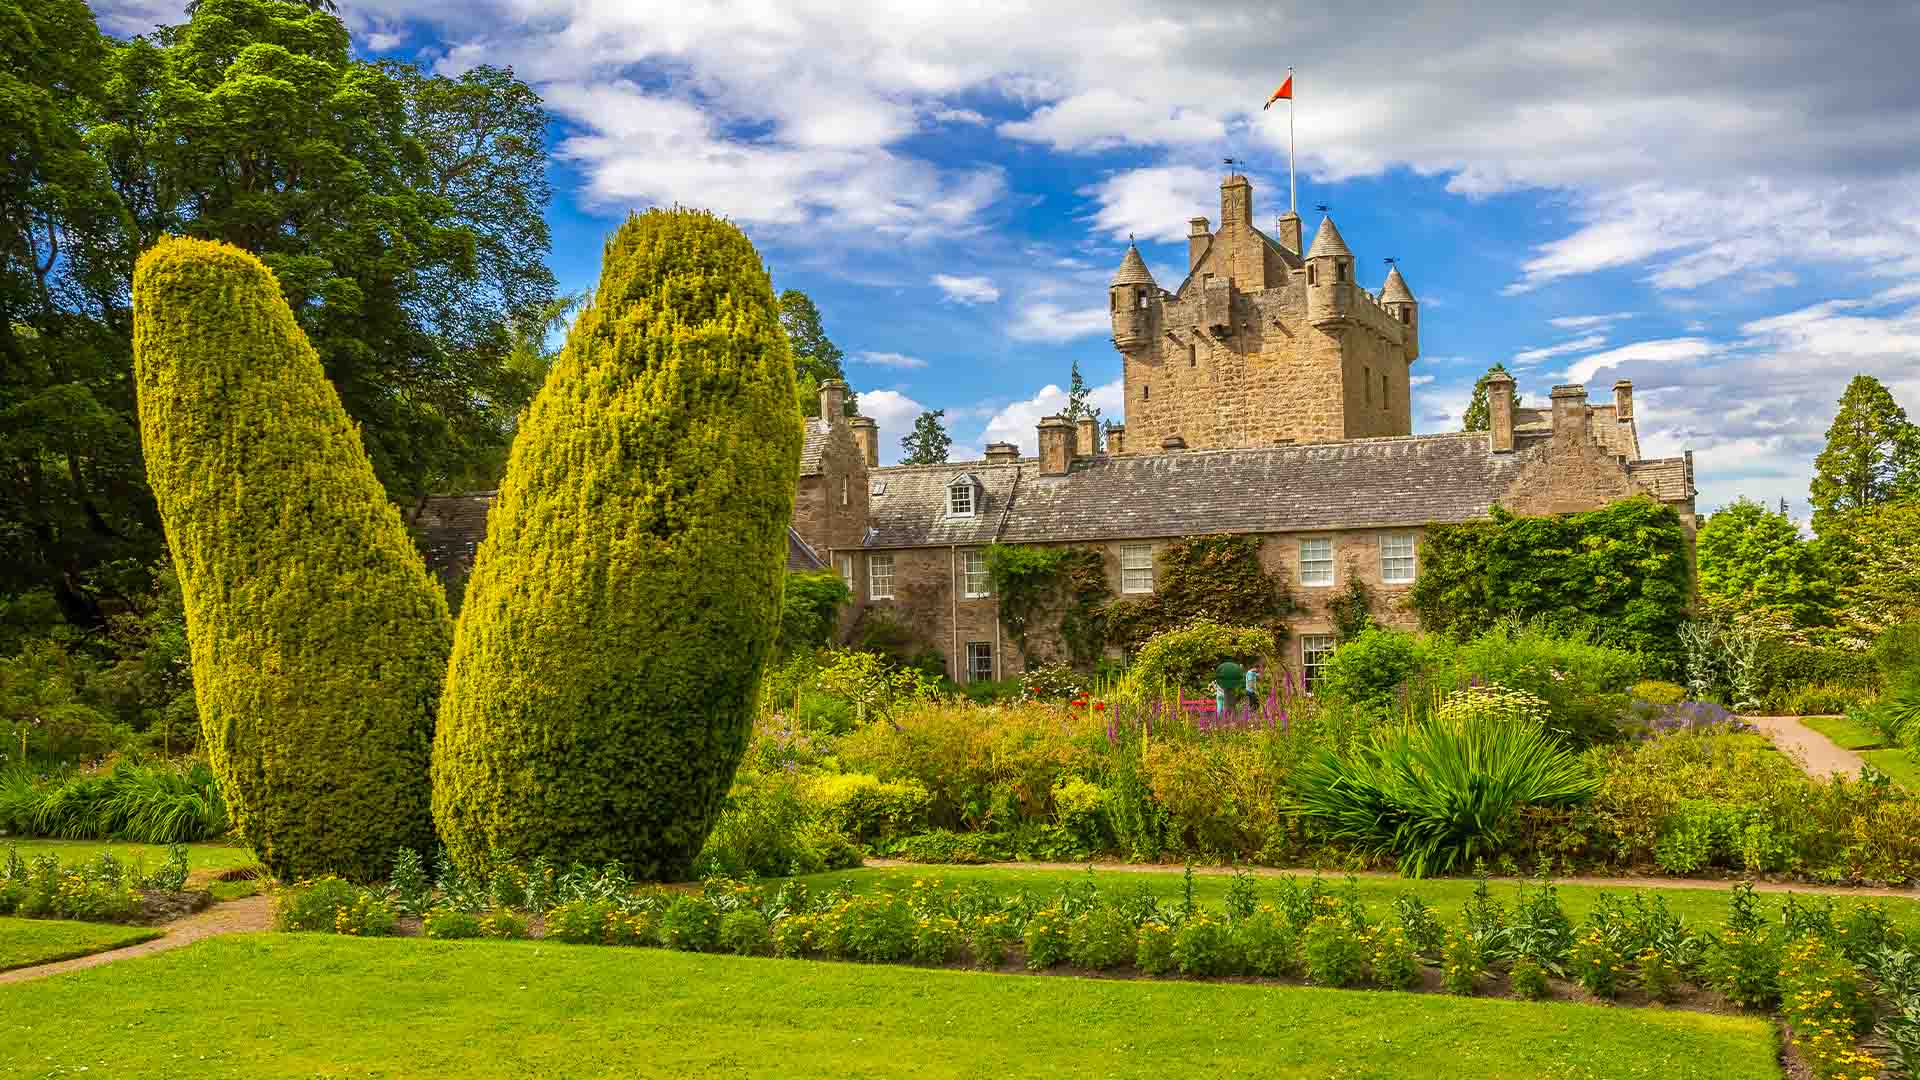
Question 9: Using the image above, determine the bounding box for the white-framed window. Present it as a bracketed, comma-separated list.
[837, 554, 854, 592]
[1120, 543, 1155, 594]
[948, 482, 974, 517]
[966, 641, 994, 683]
[1301, 634, 1336, 694]
[1300, 537, 1334, 586]
[963, 550, 991, 598]
[1381, 533, 1416, 585]
[839, 477, 849, 507]
[868, 554, 895, 600]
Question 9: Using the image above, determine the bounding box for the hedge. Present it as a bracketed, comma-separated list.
[132, 237, 451, 881]
[432, 210, 802, 880]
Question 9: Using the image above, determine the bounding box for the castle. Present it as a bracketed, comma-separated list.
[415, 172, 1696, 687]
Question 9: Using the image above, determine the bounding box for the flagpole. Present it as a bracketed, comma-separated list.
[1288, 67, 1296, 213]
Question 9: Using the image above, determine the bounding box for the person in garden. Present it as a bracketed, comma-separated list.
[1244, 663, 1261, 720]
[1213, 658, 1245, 716]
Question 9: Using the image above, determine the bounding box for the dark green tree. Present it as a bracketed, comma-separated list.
[1462, 364, 1521, 432]
[900, 409, 952, 465]
[780, 289, 854, 417]
[133, 236, 451, 881]
[1064, 359, 1102, 450]
[1696, 497, 1833, 627]
[433, 210, 801, 880]
[1810, 374, 1920, 529]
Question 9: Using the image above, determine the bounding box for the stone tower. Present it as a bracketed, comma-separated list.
[1111, 173, 1418, 451]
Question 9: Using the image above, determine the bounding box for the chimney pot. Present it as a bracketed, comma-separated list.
[818, 379, 847, 424]
[848, 415, 878, 468]
[1550, 384, 1591, 447]
[1036, 415, 1076, 476]
[1613, 379, 1634, 420]
[1487, 372, 1515, 453]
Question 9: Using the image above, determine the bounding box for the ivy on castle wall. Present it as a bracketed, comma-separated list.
[1102, 534, 1294, 655]
[986, 544, 1111, 668]
[1408, 496, 1691, 672]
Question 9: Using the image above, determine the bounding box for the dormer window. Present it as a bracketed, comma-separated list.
[946, 473, 981, 518]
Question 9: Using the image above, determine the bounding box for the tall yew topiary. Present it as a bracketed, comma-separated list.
[132, 237, 452, 882]
[433, 210, 802, 879]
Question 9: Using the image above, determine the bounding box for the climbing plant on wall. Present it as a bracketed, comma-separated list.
[1103, 534, 1294, 654]
[986, 544, 1111, 667]
[1328, 561, 1375, 642]
[1408, 496, 1691, 673]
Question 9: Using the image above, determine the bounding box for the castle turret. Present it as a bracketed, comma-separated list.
[1380, 265, 1418, 361]
[1305, 216, 1354, 330]
[1110, 243, 1157, 352]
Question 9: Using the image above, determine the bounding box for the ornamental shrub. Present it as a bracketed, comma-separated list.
[1123, 620, 1277, 699]
[1319, 627, 1419, 714]
[131, 238, 451, 882]
[1067, 903, 1136, 970]
[433, 210, 803, 880]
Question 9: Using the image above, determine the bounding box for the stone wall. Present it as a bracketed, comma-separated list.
[858, 546, 1010, 683]
[792, 418, 869, 562]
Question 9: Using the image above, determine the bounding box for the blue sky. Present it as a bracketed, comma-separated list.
[99, 2, 1920, 518]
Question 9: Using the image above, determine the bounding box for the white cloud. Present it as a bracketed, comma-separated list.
[1512, 334, 1607, 365]
[1408, 374, 1436, 386]
[1549, 312, 1635, 330]
[852, 388, 928, 466]
[855, 351, 928, 370]
[1562, 338, 1716, 384]
[1000, 89, 1225, 151]
[932, 274, 1000, 304]
[977, 379, 1126, 455]
[1082, 165, 1268, 243]
[931, 107, 989, 125]
[1007, 301, 1111, 343]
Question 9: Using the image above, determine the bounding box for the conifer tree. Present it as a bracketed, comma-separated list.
[1463, 364, 1520, 432]
[1810, 374, 1920, 529]
[131, 237, 451, 881]
[433, 210, 802, 879]
[1064, 360, 1103, 451]
[900, 409, 952, 465]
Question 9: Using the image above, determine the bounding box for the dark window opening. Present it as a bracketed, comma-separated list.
[1336, 262, 1347, 283]
[1187, 344, 1196, 367]
[1308, 265, 1317, 285]
[1143, 384, 1150, 401]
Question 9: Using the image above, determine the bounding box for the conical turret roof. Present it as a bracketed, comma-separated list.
[1306, 216, 1352, 259]
[1380, 265, 1415, 304]
[1110, 243, 1157, 287]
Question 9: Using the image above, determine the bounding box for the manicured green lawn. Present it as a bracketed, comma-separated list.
[1801, 714, 1920, 787]
[0, 918, 159, 972]
[792, 864, 1920, 930]
[0, 934, 1780, 1079]
[0, 839, 259, 876]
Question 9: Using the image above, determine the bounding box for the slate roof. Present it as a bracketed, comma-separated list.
[1627, 457, 1693, 501]
[994, 433, 1535, 544]
[799, 417, 831, 476]
[865, 460, 1023, 549]
[409, 491, 494, 574]
[787, 528, 825, 571]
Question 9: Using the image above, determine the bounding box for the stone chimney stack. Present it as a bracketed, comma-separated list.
[1275, 211, 1302, 255]
[818, 379, 847, 424]
[1488, 371, 1515, 453]
[1037, 415, 1075, 476]
[984, 441, 1020, 464]
[1075, 417, 1099, 458]
[1188, 217, 1211, 271]
[1220, 173, 1252, 228]
[1550, 384, 1591, 447]
[1107, 425, 1126, 455]
[849, 415, 878, 467]
[1613, 379, 1634, 420]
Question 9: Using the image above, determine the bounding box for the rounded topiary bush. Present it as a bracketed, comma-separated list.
[132, 237, 452, 883]
[433, 209, 803, 880]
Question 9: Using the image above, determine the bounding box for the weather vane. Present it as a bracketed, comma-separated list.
[1314, 203, 1329, 214]
[1384, 257, 1397, 266]
[1223, 156, 1244, 174]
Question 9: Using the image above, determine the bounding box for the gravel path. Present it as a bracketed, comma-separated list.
[0, 894, 273, 985]
[1745, 713, 1869, 779]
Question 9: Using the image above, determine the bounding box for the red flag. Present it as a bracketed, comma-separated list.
[1263, 75, 1293, 110]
